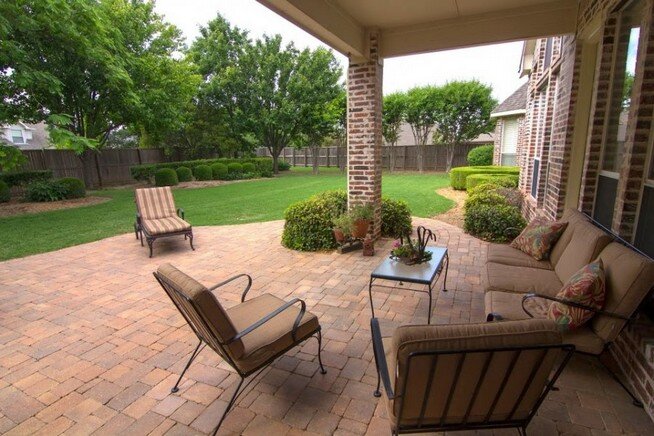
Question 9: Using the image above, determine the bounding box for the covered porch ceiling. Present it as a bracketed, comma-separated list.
[256, 0, 579, 61]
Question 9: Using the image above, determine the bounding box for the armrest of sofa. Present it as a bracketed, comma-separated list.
[521, 293, 630, 320]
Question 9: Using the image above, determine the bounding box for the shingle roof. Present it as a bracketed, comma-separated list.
[491, 82, 528, 116]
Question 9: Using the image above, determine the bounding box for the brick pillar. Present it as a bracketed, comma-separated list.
[347, 32, 383, 240]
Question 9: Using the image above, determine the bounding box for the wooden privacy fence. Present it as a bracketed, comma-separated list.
[20, 148, 167, 188]
[256, 142, 483, 171]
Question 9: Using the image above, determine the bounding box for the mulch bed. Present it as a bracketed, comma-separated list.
[433, 187, 467, 229]
[0, 196, 112, 218]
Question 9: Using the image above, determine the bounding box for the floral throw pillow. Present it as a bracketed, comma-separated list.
[510, 219, 568, 260]
[548, 259, 605, 330]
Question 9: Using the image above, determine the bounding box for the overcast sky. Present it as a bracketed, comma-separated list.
[154, 0, 527, 102]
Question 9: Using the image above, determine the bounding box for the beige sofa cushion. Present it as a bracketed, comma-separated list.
[549, 208, 588, 266]
[484, 291, 605, 354]
[553, 219, 613, 283]
[487, 243, 553, 270]
[386, 320, 562, 426]
[485, 262, 562, 296]
[592, 243, 654, 342]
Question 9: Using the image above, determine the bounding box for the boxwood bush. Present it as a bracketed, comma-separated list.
[155, 168, 179, 186]
[450, 165, 519, 190]
[381, 197, 412, 237]
[58, 177, 86, 199]
[467, 144, 494, 166]
[282, 190, 348, 251]
[278, 160, 291, 171]
[0, 170, 53, 187]
[130, 157, 273, 182]
[176, 166, 193, 182]
[464, 203, 526, 242]
[466, 173, 518, 191]
[242, 162, 256, 173]
[0, 180, 9, 203]
[227, 162, 243, 174]
[24, 180, 68, 202]
[193, 164, 212, 181]
[210, 163, 227, 180]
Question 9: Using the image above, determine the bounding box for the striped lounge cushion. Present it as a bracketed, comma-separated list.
[143, 216, 191, 235]
[135, 187, 177, 220]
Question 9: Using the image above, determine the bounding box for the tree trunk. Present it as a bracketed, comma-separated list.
[445, 144, 455, 173]
[417, 143, 425, 173]
[272, 151, 280, 175]
[389, 145, 396, 172]
[311, 145, 319, 175]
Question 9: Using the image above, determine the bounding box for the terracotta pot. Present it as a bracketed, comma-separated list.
[333, 228, 346, 243]
[352, 219, 369, 239]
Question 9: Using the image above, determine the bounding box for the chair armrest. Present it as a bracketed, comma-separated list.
[371, 318, 395, 399]
[208, 274, 253, 302]
[177, 208, 185, 219]
[521, 293, 630, 320]
[226, 298, 306, 344]
[135, 212, 142, 224]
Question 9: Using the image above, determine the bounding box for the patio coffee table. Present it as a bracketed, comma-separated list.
[368, 247, 448, 324]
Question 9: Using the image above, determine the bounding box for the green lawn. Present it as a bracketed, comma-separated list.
[0, 167, 453, 260]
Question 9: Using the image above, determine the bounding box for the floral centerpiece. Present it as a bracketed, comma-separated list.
[390, 226, 435, 265]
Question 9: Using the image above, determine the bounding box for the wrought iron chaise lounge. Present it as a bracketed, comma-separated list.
[134, 186, 193, 257]
[154, 263, 326, 435]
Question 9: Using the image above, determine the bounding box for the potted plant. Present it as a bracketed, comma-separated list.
[350, 204, 373, 239]
[332, 213, 354, 243]
[390, 226, 436, 265]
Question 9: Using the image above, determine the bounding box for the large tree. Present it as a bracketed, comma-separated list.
[0, 0, 197, 148]
[431, 80, 496, 172]
[404, 86, 440, 172]
[382, 92, 407, 172]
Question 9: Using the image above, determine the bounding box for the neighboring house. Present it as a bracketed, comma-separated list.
[490, 82, 528, 166]
[1, 122, 50, 150]
[383, 122, 494, 146]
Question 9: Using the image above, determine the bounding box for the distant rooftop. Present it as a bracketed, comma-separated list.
[491, 82, 528, 117]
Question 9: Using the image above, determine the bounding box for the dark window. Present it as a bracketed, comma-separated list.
[543, 38, 553, 70]
[531, 158, 540, 198]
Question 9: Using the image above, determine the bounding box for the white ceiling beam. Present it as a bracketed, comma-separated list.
[256, 0, 367, 60]
[379, 0, 578, 58]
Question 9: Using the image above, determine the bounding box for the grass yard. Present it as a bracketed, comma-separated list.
[0, 167, 454, 260]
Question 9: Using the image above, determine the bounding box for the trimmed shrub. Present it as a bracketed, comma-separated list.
[282, 190, 348, 251]
[129, 157, 274, 181]
[466, 173, 518, 191]
[464, 191, 509, 210]
[176, 166, 193, 182]
[194, 164, 212, 181]
[449, 165, 519, 190]
[242, 162, 256, 173]
[154, 168, 179, 186]
[58, 177, 86, 199]
[381, 197, 412, 237]
[467, 144, 494, 166]
[0, 180, 9, 203]
[24, 180, 68, 202]
[278, 160, 291, 171]
[227, 162, 243, 174]
[211, 163, 228, 180]
[0, 170, 52, 187]
[464, 203, 526, 242]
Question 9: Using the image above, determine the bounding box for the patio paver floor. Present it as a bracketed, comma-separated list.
[0, 218, 652, 435]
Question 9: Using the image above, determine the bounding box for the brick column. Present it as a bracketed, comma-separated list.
[347, 32, 383, 240]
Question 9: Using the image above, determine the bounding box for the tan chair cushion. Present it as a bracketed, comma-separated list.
[550, 208, 589, 266]
[227, 294, 320, 374]
[485, 262, 562, 296]
[136, 187, 177, 220]
[487, 244, 553, 270]
[156, 264, 238, 352]
[484, 291, 605, 355]
[592, 243, 654, 342]
[385, 320, 562, 427]
[553, 219, 613, 283]
[143, 216, 191, 235]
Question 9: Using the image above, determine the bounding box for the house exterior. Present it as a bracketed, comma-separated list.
[1, 122, 50, 150]
[490, 82, 528, 166]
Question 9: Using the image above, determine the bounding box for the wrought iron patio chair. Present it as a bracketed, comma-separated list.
[134, 186, 193, 257]
[371, 317, 574, 435]
[153, 263, 326, 435]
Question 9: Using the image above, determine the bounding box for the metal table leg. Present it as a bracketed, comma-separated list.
[442, 251, 449, 292]
[427, 282, 433, 324]
[368, 277, 376, 318]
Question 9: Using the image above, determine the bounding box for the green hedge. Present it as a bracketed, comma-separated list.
[0, 170, 53, 187]
[58, 177, 86, 199]
[242, 162, 256, 173]
[466, 173, 519, 191]
[227, 162, 243, 174]
[24, 180, 68, 202]
[194, 165, 212, 181]
[211, 163, 228, 180]
[155, 168, 179, 186]
[0, 180, 9, 203]
[130, 157, 273, 182]
[381, 197, 412, 238]
[450, 165, 519, 190]
[463, 181, 526, 242]
[176, 166, 193, 182]
[467, 144, 494, 166]
[278, 160, 291, 171]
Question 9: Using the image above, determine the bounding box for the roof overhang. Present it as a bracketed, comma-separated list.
[257, 0, 579, 61]
[490, 109, 527, 118]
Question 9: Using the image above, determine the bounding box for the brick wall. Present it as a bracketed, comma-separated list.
[347, 32, 383, 240]
[492, 119, 503, 165]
